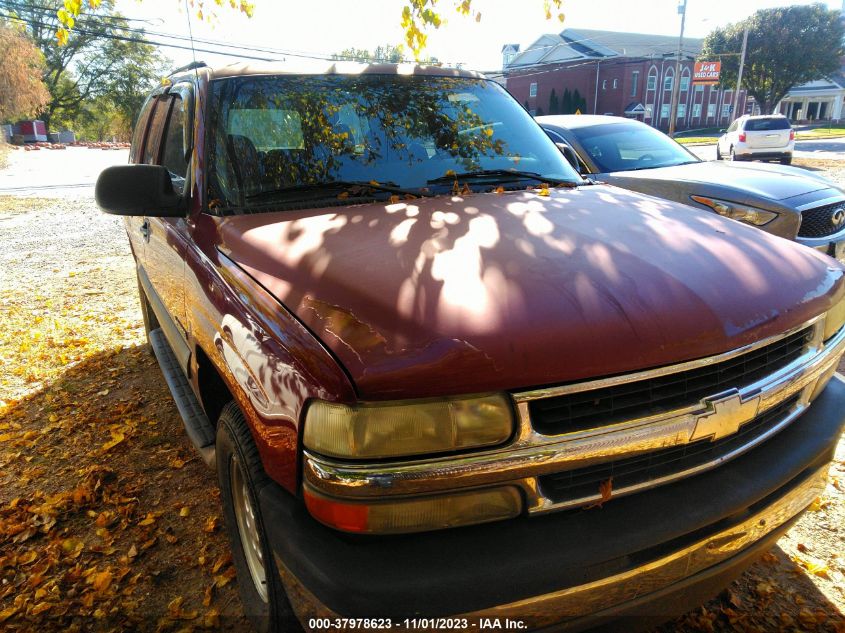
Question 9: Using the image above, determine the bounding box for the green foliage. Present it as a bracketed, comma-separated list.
[8, 0, 170, 134]
[571, 89, 586, 114]
[549, 88, 559, 115]
[561, 88, 572, 114]
[332, 44, 409, 63]
[701, 4, 845, 114]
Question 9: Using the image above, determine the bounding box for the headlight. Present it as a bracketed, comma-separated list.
[823, 295, 845, 341]
[303, 393, 514, 459]
[690, 195, 777, 226]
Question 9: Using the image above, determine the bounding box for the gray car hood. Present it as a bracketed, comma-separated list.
[606, 161, 834, 202]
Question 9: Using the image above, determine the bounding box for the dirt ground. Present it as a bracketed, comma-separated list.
[0, 160, 844, 632]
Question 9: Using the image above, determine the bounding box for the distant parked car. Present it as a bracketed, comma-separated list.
[716, 114, 794, 164]
[538, 114, 845, 261]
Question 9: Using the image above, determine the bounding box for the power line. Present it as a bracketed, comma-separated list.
[0, 11, 281, 60]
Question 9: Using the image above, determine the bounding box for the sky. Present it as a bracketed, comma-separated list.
[113, 0, 844, 72]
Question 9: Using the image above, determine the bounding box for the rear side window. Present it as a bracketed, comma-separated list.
[160, 96, 189, 192]
[142, 96, 173, 164]
[744, 118, 791, 131]
[130, 97, 156, 164]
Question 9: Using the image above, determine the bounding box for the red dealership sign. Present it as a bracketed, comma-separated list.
[693, 61, 721, 84]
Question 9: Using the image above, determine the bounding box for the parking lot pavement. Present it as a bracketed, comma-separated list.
[0, 146, 129, 198]
[689, 137, 845, 161]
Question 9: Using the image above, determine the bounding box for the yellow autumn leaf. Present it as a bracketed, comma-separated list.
[101, 429, 125, 452]
[537, 185, 551, 197]
[179, 506, 190, 517]
[91, 570, 112, 592]
[138, 513, 156, 526]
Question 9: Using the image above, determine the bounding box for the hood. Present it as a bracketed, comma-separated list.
[609, 161, 834, 202]
[216, 187, 844, 400]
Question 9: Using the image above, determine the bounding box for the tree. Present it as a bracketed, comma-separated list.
[333, 44, 407, 63]
[7, 0, 169, 130]
[57, 0, 563, 59]
[701, 4, 844, 114]
[0, 24, 50, 122]
[561, 88, 572, 114]
[548, 88, 559, 115]
[572, 89, 586, 113]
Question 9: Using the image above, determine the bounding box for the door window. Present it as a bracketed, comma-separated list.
[142, 96, 172, 165]
[160, 96, 190, 193]
[130, 97, 156, 164]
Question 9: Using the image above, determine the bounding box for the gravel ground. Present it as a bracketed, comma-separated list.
[1, 157, 844, 631]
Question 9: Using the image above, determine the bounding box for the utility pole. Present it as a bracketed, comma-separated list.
[732, 26, 749, 121]
[668, 0, 687, 137]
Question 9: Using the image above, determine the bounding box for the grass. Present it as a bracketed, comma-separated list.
[797, 125, 845, 139]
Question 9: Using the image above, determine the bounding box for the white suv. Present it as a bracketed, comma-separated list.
[716, 115, 794, 164]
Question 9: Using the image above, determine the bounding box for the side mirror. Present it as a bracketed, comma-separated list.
[555, 142, 582, 173]
[95, 164, 184, 217]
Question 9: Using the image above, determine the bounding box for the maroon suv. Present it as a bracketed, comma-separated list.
[96, 61, 845, 632]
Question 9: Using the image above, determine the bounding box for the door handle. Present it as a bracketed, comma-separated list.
[140, 219, 151, 242]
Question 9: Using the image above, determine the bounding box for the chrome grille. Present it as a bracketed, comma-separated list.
[798, 201, 845, 238]
[529, 327, 811, 436]
[538, 395, 799, 507]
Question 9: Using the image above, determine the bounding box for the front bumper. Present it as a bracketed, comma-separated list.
[259, 376, 845, 629]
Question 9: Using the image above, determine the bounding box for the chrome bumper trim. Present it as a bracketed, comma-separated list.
[457, 466, 827, 629]
[278, 467, 828, 629]
[304, 319, 844, 511]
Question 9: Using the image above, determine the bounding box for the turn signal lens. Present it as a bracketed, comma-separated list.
[823, 296, 845, 341]
[303, 394, 513, 459]
[304, 485, 523, 534]
[690, 195, 777, 226]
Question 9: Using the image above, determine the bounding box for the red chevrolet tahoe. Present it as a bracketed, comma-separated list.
[95, 61, 845, 632]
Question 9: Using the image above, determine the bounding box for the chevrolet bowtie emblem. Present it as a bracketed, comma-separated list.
[689, 391, 760, 442]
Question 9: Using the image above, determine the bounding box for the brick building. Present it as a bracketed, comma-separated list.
[503, 29, 752, 132]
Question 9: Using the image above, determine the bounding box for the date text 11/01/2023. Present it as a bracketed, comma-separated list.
[308, 618, 529, 630]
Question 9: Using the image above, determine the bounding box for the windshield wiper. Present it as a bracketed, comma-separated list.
[246, 180, 425, 201]
[427, 169, 581, 187]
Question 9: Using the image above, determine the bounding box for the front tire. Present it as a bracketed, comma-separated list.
[217, 403, 302, 633]
[715, 144, 722, 160]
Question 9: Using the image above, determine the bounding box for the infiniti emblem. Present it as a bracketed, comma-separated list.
[833, 208, 845, 227]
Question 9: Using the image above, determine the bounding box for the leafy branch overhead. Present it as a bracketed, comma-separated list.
[700, 4, 844, 115]
[55, 0, 565, 58]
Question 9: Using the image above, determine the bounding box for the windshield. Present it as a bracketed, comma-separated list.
[569, 121, 698, 173]
[207, 74, 579, 212]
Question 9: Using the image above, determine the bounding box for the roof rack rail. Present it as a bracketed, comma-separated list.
[169, 61, 207, 76]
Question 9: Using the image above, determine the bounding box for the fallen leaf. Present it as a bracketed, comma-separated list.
[179, 506, 190, 517]
[91, 570, 112, 592]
